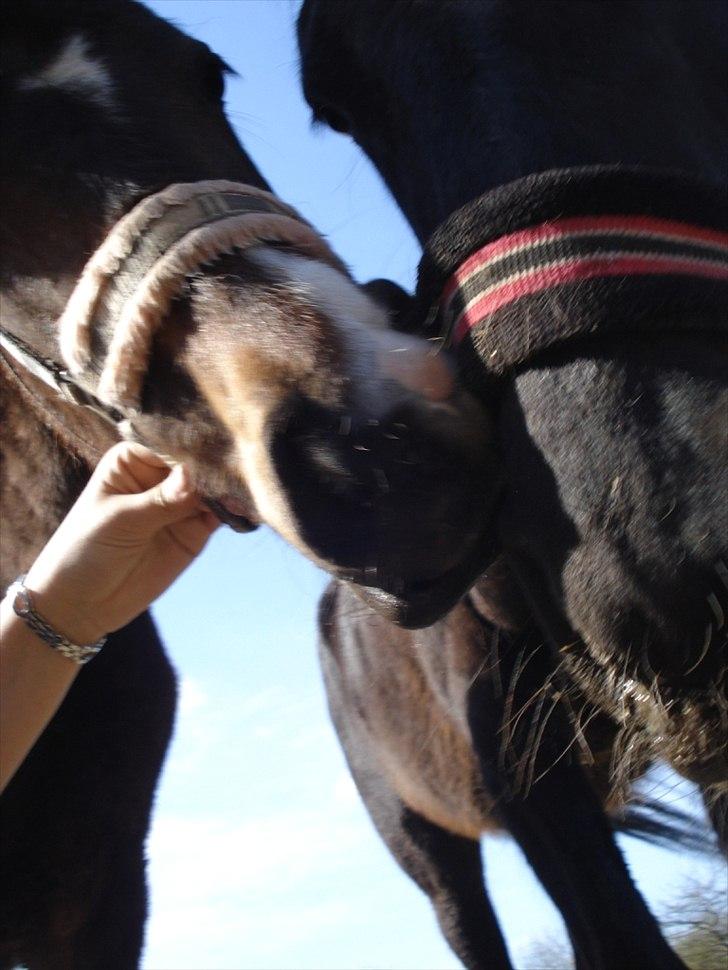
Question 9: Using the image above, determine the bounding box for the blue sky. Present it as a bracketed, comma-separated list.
[142, 3, 721, 968]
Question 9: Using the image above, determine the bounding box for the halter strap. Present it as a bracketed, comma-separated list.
[0, 327, 124, 426]
[442, 214, 728, 349]
[414, 166, 728, 381]
[57, 180, 348, 410]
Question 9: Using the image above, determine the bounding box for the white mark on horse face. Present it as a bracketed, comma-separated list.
[247, 247, 454, 411]
[18, 34, 116, 112]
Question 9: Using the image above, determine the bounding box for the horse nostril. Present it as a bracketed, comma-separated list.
[269, 396, 381, 568]
[272, 396, 370, 502]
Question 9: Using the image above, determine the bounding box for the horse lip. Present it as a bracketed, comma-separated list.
[218, 493, 252, 517]
[347, 521, 500, 628]
[204, 496, 259, 533]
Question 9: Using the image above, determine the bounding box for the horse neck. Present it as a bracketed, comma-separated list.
[0, 367, 102, 591]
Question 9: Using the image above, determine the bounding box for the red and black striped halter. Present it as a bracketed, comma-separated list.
[442, 214, 728, 349]
[415, 166, 728, 381]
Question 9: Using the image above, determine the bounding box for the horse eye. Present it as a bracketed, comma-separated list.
[199, 53, 227, 104]
[313, 103, 352, 135]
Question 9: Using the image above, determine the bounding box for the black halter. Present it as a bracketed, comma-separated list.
[413, 166, 728, 389]
[0, 327, 125, 426]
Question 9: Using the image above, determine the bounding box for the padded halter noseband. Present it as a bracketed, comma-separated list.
[414, 166, 728, 388]
[56, 180, 349, 413]
[1, 180, 348, 432]
[1, 181, 350, 532]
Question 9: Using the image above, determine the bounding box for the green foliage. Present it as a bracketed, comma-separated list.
[660, 872, 728, 970]
[519, 870, 727, 970]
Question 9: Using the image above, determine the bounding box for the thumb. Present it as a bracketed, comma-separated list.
[128, 463, 201, 526]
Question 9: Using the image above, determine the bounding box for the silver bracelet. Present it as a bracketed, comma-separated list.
[6, 575, 106, 665]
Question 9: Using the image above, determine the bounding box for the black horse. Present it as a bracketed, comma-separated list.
[299, 0, 727, 821]
[299, 0, 726, 966]
[0, 2, 503, 965]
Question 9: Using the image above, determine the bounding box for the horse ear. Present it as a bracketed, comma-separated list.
[361, 278, 414, 333]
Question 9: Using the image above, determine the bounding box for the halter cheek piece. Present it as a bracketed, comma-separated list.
[0, 328, 125, 427]
[0, 180, 349, 532]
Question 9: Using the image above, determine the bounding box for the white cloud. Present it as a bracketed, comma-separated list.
[177, 676, 209, 715]
[143, 805, 364, 968]
[149, 804, 361, 895]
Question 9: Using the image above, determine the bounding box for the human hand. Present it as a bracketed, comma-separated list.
[23, 441, 220, 645]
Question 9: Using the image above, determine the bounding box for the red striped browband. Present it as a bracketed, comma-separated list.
[441, 215, 728, 348]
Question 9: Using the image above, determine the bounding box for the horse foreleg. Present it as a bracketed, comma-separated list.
[466, 628, 685, 970]
[343, 755, 512, 970]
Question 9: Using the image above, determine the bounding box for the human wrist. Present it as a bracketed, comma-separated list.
[19, 568, 108, 648]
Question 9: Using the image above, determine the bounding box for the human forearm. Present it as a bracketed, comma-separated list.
[0, 596, 79, 792]
[0, 441, 219, 793]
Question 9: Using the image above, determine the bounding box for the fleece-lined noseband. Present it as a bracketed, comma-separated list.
[415, 167, 728, 386]
[1, 181, 348, 427]
[59, 180, 348, 412]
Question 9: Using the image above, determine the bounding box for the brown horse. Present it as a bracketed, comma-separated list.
[0, 2, 502, 966]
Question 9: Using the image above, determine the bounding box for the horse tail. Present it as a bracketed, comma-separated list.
[613, 798, 716, 854]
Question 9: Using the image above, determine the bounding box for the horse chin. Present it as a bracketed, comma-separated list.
[612, 671, 728, 788]
[348, 532, 500, 629]
[204, 495, 260, 533]
[353, 586, 461, 630]
[206, 501, 258, 533]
